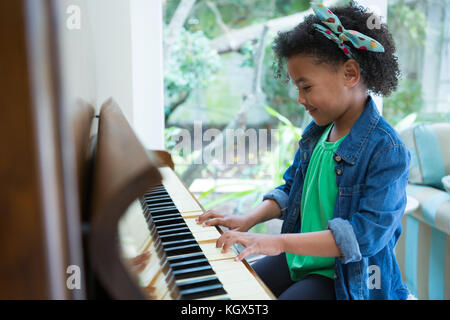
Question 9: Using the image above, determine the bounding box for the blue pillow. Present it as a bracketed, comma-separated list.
[443, 175, 450, 193]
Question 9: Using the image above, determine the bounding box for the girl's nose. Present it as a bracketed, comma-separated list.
[297, 92, 307, 105]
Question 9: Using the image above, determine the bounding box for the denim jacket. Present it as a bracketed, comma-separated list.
[263, 96, 411, 300]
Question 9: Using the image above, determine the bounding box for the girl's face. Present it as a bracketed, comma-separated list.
[286, 54, 357, 126]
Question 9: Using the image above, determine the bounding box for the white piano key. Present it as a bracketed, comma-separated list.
[159, 167, 203, 213]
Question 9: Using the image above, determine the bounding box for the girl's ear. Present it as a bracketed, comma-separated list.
[342, 59, 361, 88]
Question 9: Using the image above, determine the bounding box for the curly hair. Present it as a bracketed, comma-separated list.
[272, 1, 400, 97]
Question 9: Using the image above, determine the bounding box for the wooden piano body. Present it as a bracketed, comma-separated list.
[90, 99, 274, 300]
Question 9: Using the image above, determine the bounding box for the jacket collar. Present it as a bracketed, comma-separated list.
[300, 95, 380, 165]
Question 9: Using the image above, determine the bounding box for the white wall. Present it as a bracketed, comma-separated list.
[130, 0, 165, 150]
[56, 0, 165, 146]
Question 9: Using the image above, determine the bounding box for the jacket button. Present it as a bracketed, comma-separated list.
[304, 152, 308, 160]
[335, 155, 342, 162]
[336, 168, 343, 176]
[334, 273, 337, 279]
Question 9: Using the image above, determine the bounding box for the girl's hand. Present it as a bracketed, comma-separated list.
[196, 209, 253, 232]
[216, 231, 285, 261]
[128, 250, 151, 273]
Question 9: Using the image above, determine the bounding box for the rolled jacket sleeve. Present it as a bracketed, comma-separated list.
[328, 144, 411, 264]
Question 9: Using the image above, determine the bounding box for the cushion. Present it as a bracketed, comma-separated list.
[443, 175, 450, 193]
[400, 123, 450, 190]
[406, 184, 450, 235]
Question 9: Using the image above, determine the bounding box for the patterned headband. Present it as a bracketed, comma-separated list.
[311, 1, 385, 60]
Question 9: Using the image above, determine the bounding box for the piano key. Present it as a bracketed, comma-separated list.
[184, 217, 222, 235]
[208, 260, 271, 300]
[144, 194, 172, 201]
[166, 251, 205, 263]
[145, 202, 176, 210]
[163, 243, 202, 257]
[145, 185, 165, 193]
[145, 206, 179, 216]
[161, 238, 198, 248]
[154, 222, 188, 231]
[179, 210, 203, 219]
[173, 275, 228, 300]
[179, 283, 226, 300]
[172, 265, 215, 280]
[169, 257, 209, 270]
[157, 226, 190, 235]
[152, 216, 185, 227]
[158, 167, 203, 213]
[199, 242, 237, 261]
[151, 213, 182, 221]
[159, 232, 194, 242]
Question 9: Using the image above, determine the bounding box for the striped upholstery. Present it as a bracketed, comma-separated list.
[400, 123, 450, 190]
[395, 184, 450, 299]
[396, 123, 450, 300]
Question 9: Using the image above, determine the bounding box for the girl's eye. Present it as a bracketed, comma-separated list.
[302, 86, 312, 92]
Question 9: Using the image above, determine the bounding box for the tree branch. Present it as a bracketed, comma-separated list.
[210, 0, 340, 54]
[164, 0, 197, 68]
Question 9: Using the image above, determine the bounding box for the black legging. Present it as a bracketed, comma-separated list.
[251, 253, 336, 300]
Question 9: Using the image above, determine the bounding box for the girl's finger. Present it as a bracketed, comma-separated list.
[196, 210, 223, 224]
[204, 217, 225, 227]
[129, 251, 150, 265]
[235, 246, 254, 261]
[222, 231, 245, 253]
[216, 231, 230, 249]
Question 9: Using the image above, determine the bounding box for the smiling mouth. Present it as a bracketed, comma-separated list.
[306, 107, 317, 113]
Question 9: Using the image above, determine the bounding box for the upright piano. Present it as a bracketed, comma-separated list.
[87, 99, 275, 300]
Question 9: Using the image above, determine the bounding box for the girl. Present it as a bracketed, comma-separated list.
[197, 1, 410, 300]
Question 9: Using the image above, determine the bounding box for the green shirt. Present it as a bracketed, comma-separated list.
[286, 123, 347, 282]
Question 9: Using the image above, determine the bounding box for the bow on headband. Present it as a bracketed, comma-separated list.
[311, 2, 384, 60]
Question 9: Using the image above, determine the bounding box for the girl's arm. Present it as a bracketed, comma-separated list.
[197, 199, 282, 232]
[280, 230, 341, 257]
[216, 229, 342, 261]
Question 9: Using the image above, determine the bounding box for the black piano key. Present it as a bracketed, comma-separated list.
[176, 275, 218, 287]
[166, 252, 205, 263]
[172, 265, 215, 280]
[170, 258, 209, 270]
[158, 226, 190, 235]
[152, 213, 182, 221]
[151, 226, 191, 240]
[145, 198, 172, 203]
[152, 216, 185, 227]
[162, 238, 197, 248]
[180, 284, 226, 300]
[164, 243, 202, 256]
[155, 222, 188, 231]
[146, 205, 179, 214]
[145, 200, 174, 207]
[148, 210, 180, 219]
[144, 207, 180, 219]
[146, 185, 165, 191]
[144, 194, 172, 202]
[176, 276, 226, 299]
[145, 189, 167, 196]
[145, 202, 176, 210]
[145, 190, 169, 196]
[159, 232, 194, 243]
